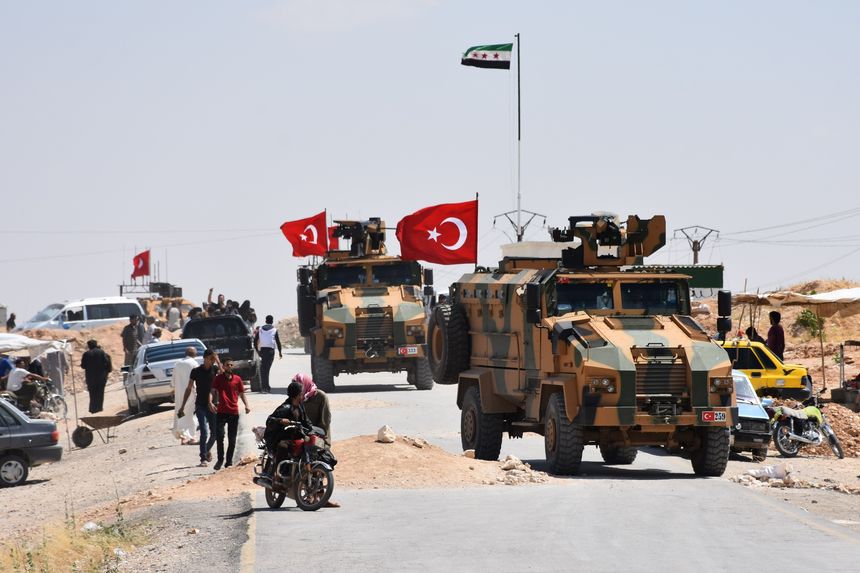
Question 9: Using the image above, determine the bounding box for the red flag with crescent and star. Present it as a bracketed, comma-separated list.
[131, 250, 150, 279]
[396, 200, 478, 264]
[280, 211, 328, 257]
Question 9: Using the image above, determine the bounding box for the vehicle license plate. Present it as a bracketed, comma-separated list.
[398, 345, 418, 356]
[701, 411, 726, 423]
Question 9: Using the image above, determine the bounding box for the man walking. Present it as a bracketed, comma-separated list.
[210, 358, 250, 470]
[254, 315, 282, 393]
[172, 347, 199, 444]
[179, 349, 221, 467]
[121, 315, 142, 366]
[80, 340, 112, 414]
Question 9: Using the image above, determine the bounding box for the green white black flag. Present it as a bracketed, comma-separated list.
[461, 43, 513, 69]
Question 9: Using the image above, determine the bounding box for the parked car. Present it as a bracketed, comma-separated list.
[730, 370, 772, 462]
[16, 297, 145, 331]
[0, 397, 62, 487]
[719, 340, 812, 399]
[181, 315, 261, 391]
[123, 338, 206, 414]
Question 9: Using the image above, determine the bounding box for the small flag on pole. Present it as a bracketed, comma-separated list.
[461, 43, 513, 69]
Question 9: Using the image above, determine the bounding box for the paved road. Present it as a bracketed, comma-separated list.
[241, 351, 860, 572]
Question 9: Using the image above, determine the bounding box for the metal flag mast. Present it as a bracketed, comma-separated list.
[494, 33, 545, 242]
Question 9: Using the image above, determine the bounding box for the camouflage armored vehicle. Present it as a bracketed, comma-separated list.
[427, 214, 737, 476]
[297, 218, 435, 392]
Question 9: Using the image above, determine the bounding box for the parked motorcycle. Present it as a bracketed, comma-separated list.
[252, 423, 335, 511]
[764, 393, 844, 459]
[0, 378, 67, 419]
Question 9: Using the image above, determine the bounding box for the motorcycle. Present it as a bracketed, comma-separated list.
[764, 393, 844, 459]
[0, 378, 67, 418]
[252, 423, 336, 511]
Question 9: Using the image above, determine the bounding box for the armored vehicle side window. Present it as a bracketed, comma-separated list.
[724, 347, 763, 370]
[318, 265, 366, 288]
[371, 262, 421, 286]
[620, 282, 683, 315]
[555, 282, 614, 314]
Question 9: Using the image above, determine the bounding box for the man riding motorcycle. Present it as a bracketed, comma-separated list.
[257, 381, 314, 487]
[4, 357, 51, 412]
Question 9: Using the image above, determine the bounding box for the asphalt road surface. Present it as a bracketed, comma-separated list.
[241, 351, 860, 572]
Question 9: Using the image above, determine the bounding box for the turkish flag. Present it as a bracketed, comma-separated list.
[396, 200, 478, 264]
[328, 226, 340, 251]
[131, 250, 150, 279]
[280, 211, 328, 257]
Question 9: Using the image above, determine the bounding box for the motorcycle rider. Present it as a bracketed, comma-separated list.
[6, 357, 50, 410]
[258, 381, 311, 486]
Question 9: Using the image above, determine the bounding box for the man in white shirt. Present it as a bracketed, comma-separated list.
[7, 358, 49, 409]
[254, 315, 282, 394]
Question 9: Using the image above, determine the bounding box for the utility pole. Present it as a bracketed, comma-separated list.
[675, 226, 719, 265]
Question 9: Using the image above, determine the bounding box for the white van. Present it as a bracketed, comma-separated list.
[17, 297, 145, 331]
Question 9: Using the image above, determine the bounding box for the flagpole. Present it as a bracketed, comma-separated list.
[516, 32, 522, 242]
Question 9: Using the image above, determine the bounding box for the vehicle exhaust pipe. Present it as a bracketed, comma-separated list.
[785, 432, 822, 445]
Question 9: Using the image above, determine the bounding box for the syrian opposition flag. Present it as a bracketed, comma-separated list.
[280, 211, 328, 257]
[461, 43, 513, 69]
[396, 200, 478, 264]
[131, 250, 150, 279]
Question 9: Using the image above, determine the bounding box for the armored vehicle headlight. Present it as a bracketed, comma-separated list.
[325, 327, 343, 339]
[710, 377, 734, 393]
[406, 325, 424, 337]
[589, 377, 616, 393]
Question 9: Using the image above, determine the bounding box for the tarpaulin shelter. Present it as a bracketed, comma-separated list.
[733, 287, 860, 387]
[0, 333, 69, 357]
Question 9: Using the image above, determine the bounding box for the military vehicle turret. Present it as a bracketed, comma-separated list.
[427, 214, 737, 476]
[297, 218, 434, 391]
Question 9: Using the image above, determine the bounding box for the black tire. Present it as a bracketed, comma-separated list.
[427, 304, 469, 384]
[0, 454, 29, 487]
[751, 448, 768, 462]
[691, 427, 730, 476]
[599, 444, 638, 465]
[265, 487, 286, 509]
[773, 423, 799, 458]
[311, 354, 335, 392]
[826, 429, 845, 459]
[544, 393, 584, 475]
[72, 426, 94, 449]
[460, 385, 503, 460]
[411, 358, 434, 391]
[293, 465, 334, 511]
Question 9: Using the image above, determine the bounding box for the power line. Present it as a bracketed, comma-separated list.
[721, 206, 860, 237]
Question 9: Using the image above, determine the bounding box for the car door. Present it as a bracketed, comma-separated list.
[751, 346, 787, 391]
[0, 401, 20, 450]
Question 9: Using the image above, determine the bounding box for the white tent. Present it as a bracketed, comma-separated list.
[0, 333, 69, 357]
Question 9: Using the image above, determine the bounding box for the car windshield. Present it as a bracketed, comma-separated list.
[318, 265, 366, 288]
[28, 304, 63, 323]
[620, 282, 684, 315]
[733, 375, 759, 404]
[555, 282, 614, 314]
[370, 262, 420, 286]
[144, 341, 205, 364]
[183, 319, 248, 339]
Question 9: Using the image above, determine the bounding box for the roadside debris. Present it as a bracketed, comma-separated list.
[732, 463, 860, 494]
[376, 425, 396, 443]
[497, 455, 549, 485]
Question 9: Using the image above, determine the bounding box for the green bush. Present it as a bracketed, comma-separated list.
[795, 309, 825, 338]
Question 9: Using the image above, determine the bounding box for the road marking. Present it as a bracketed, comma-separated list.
[239, 499, 257, 573]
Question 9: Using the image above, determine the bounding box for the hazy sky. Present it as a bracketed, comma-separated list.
[2, 1, 859, 322]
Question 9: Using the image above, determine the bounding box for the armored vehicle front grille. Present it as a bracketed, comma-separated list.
[356, 314, 392, 345]
[635, 362, 687, 396]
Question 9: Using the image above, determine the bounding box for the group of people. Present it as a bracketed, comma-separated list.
[0, 355, 51, 409]
[205, 288, 257, 330]
[743, 310, 785, 360]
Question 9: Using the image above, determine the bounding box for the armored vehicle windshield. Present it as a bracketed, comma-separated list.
[317, 260, 422, 289]
[552, 276, 690, 316]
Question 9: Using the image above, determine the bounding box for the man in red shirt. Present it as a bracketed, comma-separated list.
[209, 358, 251, 470]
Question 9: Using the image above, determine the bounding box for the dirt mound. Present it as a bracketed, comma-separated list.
[277, 316, 303, 348]
[331, 435, 545, 489]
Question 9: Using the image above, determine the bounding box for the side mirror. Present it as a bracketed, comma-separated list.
[717, 290, 732, 318]
[423, 268, 434, 286]
[297, 267, 312, 286]
[423, 285, 435, 297]
[716, 317, 732, 333]
[525, 283, 542, 324]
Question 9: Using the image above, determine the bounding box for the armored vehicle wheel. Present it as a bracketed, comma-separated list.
[311, 354, 335, 392]
[411, 358, 434, 391]
[690, 427, 730, 477]
[599, 444, 638, 465]
[461, 386, 503, 460]
[428, 304, 469, 385]
[544, 393, 584, 475]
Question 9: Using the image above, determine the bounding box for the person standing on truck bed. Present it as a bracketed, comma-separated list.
[255, 315, 282, 394]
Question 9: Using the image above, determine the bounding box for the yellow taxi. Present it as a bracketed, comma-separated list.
[718, 340, 812, 399]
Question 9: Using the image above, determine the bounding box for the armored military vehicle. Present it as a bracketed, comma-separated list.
[428, 214, 737, 476]
[297, 218, 434, 392]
